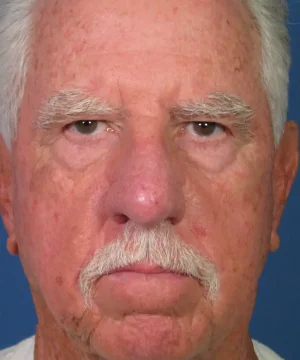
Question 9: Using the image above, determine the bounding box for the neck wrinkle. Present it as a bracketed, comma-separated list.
[208, 332, 258, 360]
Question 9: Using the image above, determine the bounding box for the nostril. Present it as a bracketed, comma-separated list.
[169, 216, 179, 225]
[114, 214, 129, 224]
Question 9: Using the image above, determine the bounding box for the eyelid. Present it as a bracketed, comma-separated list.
[65, 119, 119, 130]
[175, 116, 227, 128]
[65, 118, 107, 127]
[192, 120, 231, 133]
[186, 121, 224, 133]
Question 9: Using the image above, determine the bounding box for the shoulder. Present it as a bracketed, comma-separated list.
[253, 340, 284, 360]
[0, 337, 35, 360]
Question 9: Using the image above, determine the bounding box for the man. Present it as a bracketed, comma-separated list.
[0, 0, 298, 359]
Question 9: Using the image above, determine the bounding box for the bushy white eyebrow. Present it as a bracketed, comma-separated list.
[36, 88, 121, 129]
[171, 92, 255, 142]
[171, 92, 255, 120]
[36, 89, 255, 143]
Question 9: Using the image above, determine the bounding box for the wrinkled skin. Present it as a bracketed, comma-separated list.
[0, 0, 298, 359]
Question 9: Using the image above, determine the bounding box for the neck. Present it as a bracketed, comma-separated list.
[34, 326, 81, 360]
[34, 313, 89, 360]
[212, 333, 258, 360]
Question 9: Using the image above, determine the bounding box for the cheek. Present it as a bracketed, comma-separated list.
[12, 159, 109, 316]
[186, 163, 273, 329]
[186, 158, 273, 286]
[225, 187, 273, 311]
[219, 179, 272, 273]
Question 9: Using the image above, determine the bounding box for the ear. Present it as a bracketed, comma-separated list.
[0, 135, 18, 255]
[271, 121, 299, 252]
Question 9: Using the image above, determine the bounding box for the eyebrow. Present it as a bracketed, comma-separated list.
[171, 92, 255, 143]
[36, 89, 122, 129]
[36, 89, 255, 142]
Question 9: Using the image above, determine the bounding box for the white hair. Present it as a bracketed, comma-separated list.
[0, 0, 290, 148]
[79, 221, 219, 307]
[245, 0, 290, 146]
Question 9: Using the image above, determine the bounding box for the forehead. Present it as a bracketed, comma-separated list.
[35, 0, 256, 50]
[30, 0, 261, 106]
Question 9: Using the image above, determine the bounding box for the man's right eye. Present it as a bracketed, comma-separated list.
[66, 120, 108, 135]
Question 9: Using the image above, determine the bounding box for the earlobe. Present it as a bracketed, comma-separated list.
[270, 232, 280, 253]
[0, 135, 16, 254]
[271, 121, 299, 252]
[7, 234, 19, 255]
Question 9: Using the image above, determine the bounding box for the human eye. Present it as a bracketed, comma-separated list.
[65, 120, 108, 136]
[186, 121, 226, 138]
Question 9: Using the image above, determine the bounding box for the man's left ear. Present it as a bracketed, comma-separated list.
[271, 121, 299, 252]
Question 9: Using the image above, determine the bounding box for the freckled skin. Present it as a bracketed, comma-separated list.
[1, 0, 297, 360]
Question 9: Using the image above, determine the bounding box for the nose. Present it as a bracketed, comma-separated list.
[105, 139, 185, 227]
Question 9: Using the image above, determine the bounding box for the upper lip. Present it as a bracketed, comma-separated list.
[110, 262, 176, 275]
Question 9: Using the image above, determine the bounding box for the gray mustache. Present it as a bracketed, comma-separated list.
[79, 222, 219, 307]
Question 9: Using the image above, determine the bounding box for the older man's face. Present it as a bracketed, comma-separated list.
[2, 0, 298, 359]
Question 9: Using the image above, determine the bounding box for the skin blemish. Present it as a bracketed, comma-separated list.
[56, 276, 63, 286]
[193, 225, 207, 238]
[53, 212, 60, 222]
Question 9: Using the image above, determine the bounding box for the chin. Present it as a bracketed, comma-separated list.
[87, 313, 209, 360]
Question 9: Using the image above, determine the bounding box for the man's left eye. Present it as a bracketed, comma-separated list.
[186, 122, 226, 138]
[66, 120, 107, 135]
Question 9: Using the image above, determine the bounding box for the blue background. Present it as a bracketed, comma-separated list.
[0, 2, 299, 359]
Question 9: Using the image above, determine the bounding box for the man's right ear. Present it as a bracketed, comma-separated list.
[0, 135, 18, 255]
